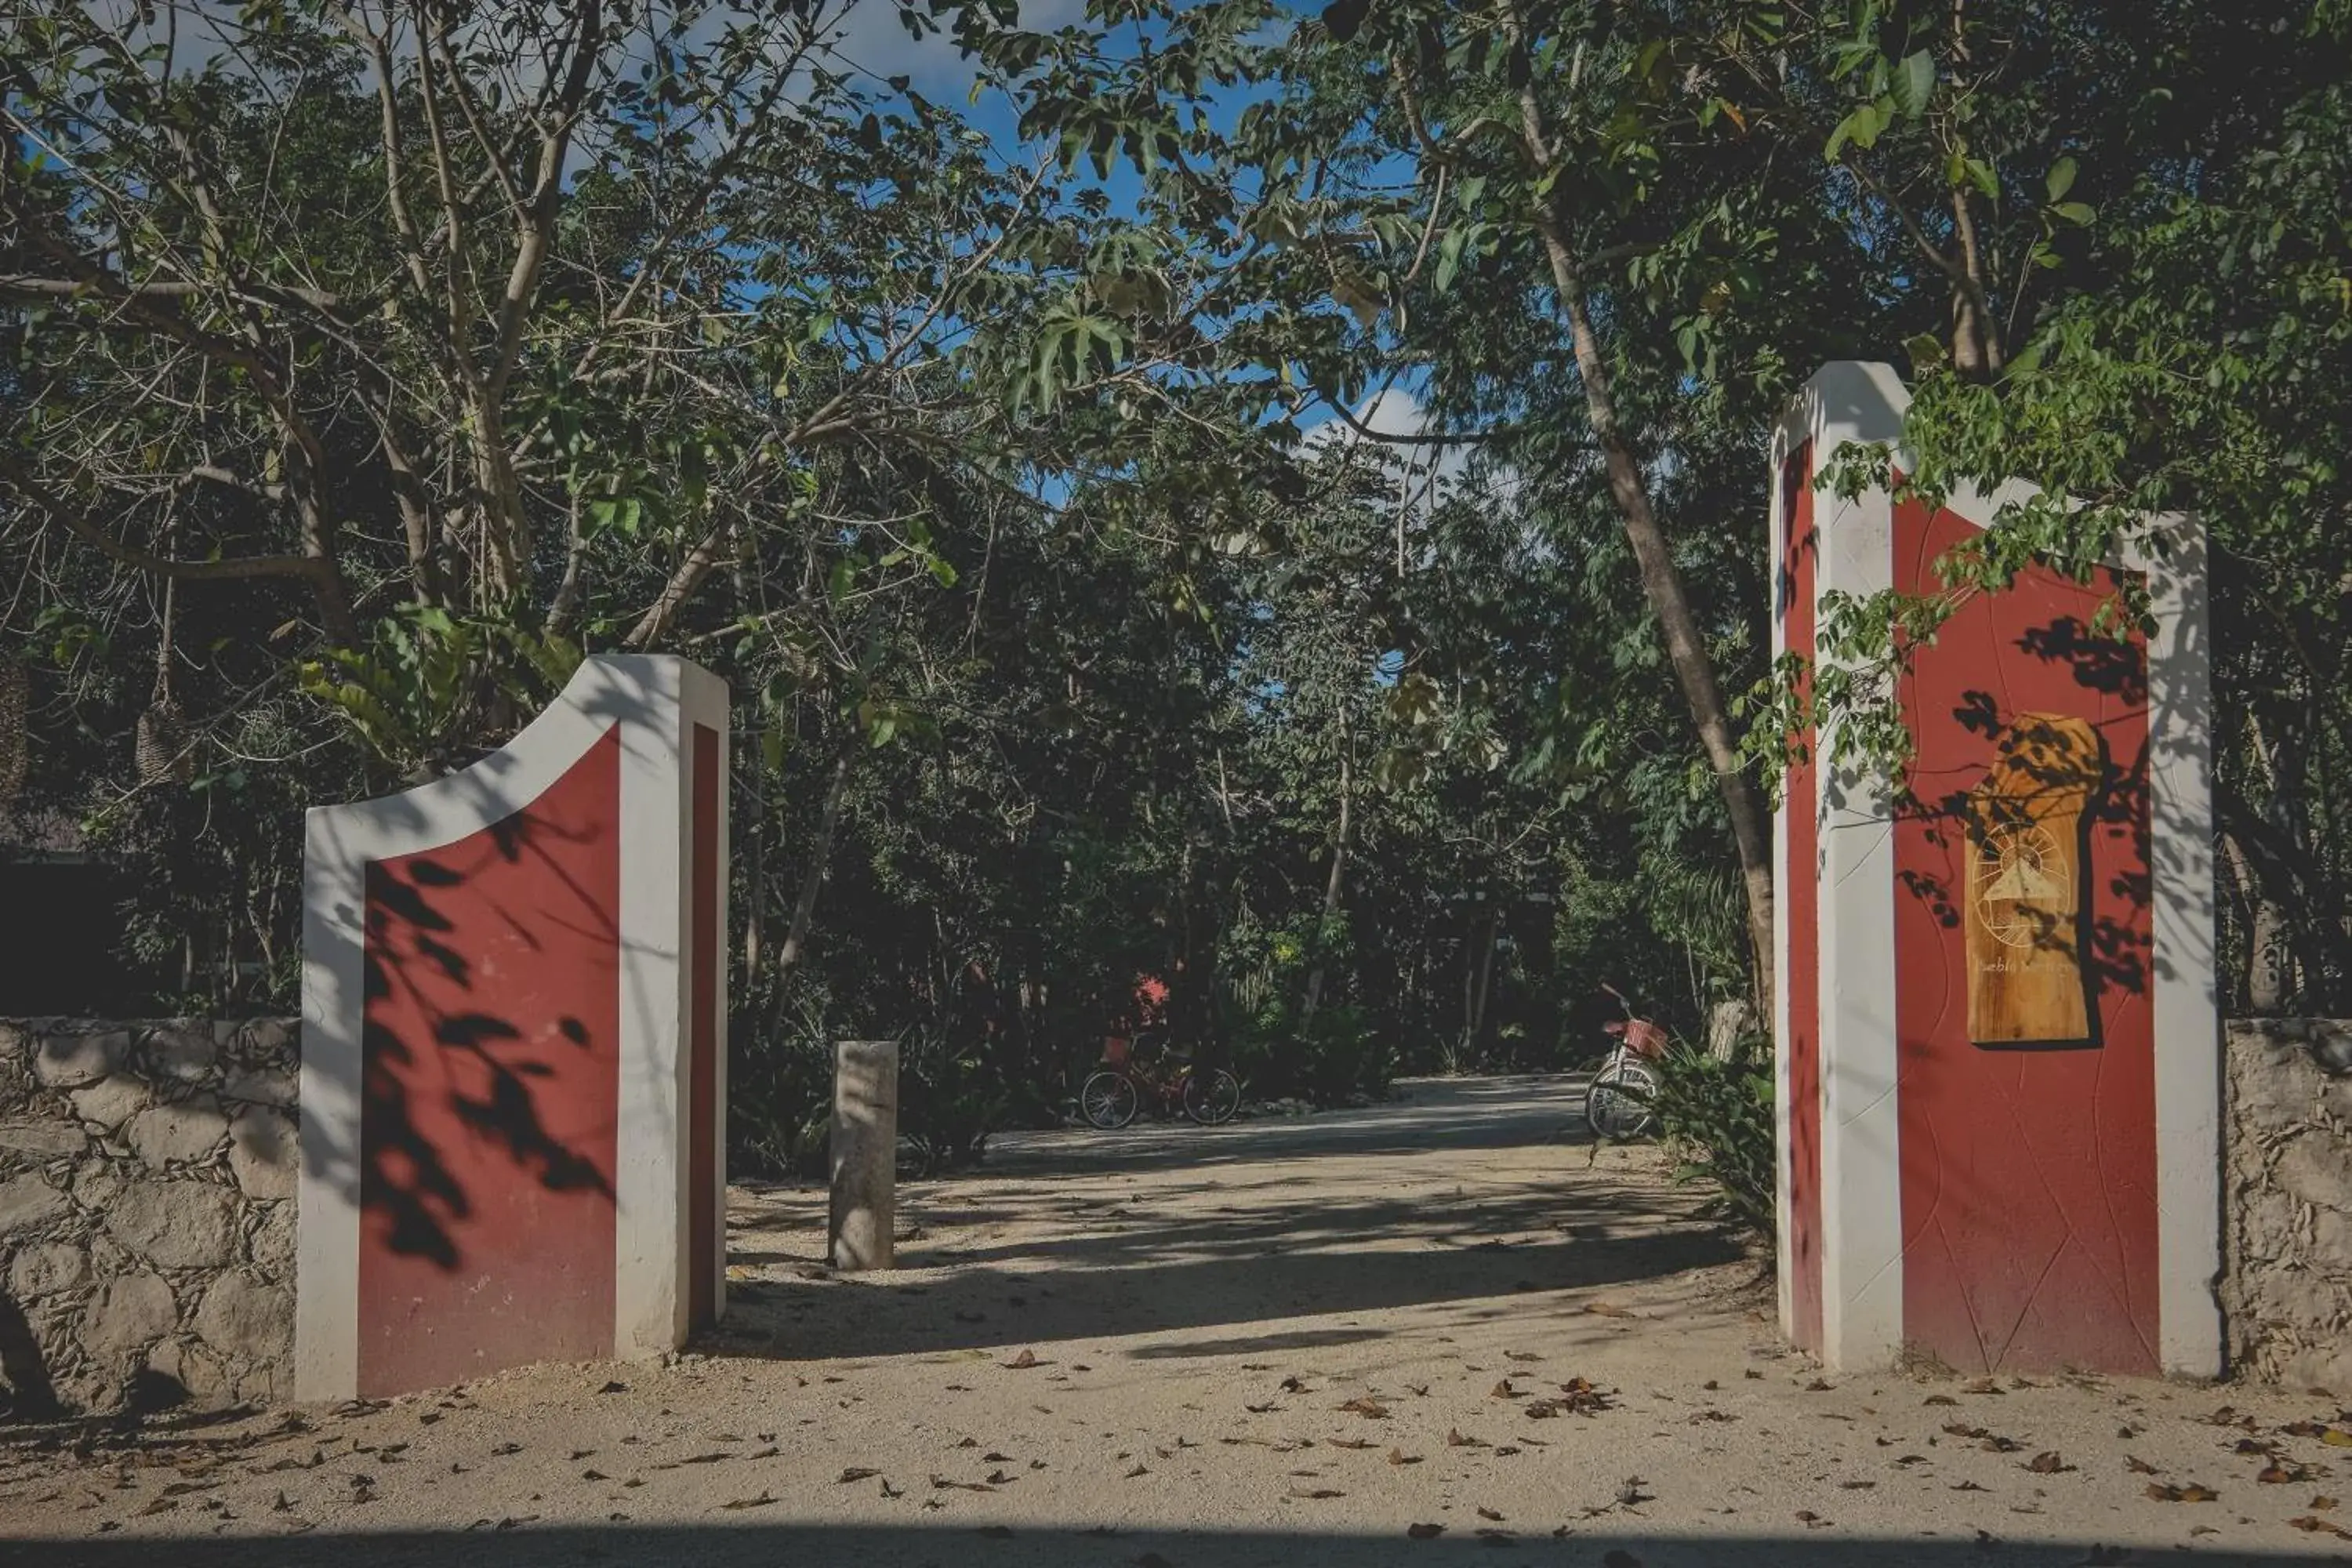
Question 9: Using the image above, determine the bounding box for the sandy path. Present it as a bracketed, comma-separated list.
[2, 1074, 2345, 1566]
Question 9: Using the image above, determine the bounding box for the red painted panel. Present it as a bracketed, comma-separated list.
[688, 723, 720, 1332]
[1779, 446, 1824, 1354]
[1893, 499, 2158, 1374]
[358, 728, 622, 1395]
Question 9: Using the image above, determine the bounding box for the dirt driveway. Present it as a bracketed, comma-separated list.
[2, 1075, 2345, 1565]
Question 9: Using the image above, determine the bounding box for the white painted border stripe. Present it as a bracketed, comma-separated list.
[2146, 520, 2223, 1377]
[1800, 363, 1908, 1371]
[1766, 416, 1798, 1343]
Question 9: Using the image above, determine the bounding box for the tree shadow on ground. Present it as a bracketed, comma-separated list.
[709, 1076, 1740, 1363]
[27, 1522, 2326, 1567]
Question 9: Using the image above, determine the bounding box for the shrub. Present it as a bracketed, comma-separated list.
[1645, 1036, 1776, 1241]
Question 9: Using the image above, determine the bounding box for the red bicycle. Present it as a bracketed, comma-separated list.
[1080, 1033, 1241, 1129]
[1585, 984, 1668, 1140]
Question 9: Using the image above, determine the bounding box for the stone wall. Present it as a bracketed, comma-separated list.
[0, 1017, 297, 1416]
[2226, 1018, 2352, 1396]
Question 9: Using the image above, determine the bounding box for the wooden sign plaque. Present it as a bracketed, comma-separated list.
[1962, 713, 2104, 1045]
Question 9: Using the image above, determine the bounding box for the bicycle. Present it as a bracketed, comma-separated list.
[1584, 985, 1668, 1140]
[1079, 1033, 1242, 1129]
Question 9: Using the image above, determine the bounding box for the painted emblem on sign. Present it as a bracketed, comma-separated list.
[1971, 819, 2073, 949]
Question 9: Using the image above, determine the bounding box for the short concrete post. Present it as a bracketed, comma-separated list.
[829, 1040, 898, 1271]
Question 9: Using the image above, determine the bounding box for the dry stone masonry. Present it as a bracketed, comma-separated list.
[0, 1017, 297, 1416]
[2226, 1018, 2352, 1396]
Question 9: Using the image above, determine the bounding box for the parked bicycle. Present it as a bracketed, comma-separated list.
[1584, 983, 1668, 1140]
[1080, 1032, 1241, 1129]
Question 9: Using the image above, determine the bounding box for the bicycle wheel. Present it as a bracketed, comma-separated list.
[1080, 1069, 1139, 1130]
[1181, 1066, 1241, 1125]
[1584, 1054, 1658, 1141]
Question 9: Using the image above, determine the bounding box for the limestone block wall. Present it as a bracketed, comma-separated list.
[2225, 1019, 2352, 1396]
[0, 1016, 298, 1415]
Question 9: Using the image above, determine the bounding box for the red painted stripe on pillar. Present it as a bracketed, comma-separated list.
[358, 728, 622, 1396]
[1781, 446, 1824, 1354]
[688, 722, 720, 1332]
[1893, 497, 2159, 1374]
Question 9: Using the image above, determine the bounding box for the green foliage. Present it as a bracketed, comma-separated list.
[9, 0, 2349, 1174]
[1644, 1039, 1777, 1240]
[298, 607, 581, 781]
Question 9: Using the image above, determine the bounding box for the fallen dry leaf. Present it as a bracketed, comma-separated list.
[1289, 1487, 1345, 1500]
[1124, 1463, 1150, 1479]
[1923, 1394, 1958, 1406]
[2027, 1452, 2073, 1474]
[1584, 1301, 1635, 1319]
[1004, 1349, 1040, 1370]
[1490, 1381, 1519, 1399]
[2290, 1515, 2352, 1539]
[2143, 1482, 2218, 1502]
[1477, 1507, 1506, 1522]
[1388, 1449, 1423, 1466]
[1962, 1377, 2004, 1396]
[1446, 1429, 1487, 1448]
[1406, 1522, 1445, 1540]
[1338, 1397, 1391, 1419]
[2311, 1494, 2340, 1510]
[2259, 1462, 2310, 1484]
[837, 1468, 880, 1483]
[1506, 1352, 1541, 1363]
[1327, 1438, 1376, 1450]
[1556, 1377, 1613, 1414]
[2125, 1455, 2160, 1474]
[720, 1492, 777, 1511]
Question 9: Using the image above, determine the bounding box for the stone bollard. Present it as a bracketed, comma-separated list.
[829, 1040, 898, 1271]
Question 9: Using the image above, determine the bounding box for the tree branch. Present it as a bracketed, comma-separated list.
[0, 451, 325, 585]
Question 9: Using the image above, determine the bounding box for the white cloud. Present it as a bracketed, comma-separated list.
[1301, 387, 1477, 501]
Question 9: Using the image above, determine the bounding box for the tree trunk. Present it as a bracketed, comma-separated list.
[2222, 829, 2291, 1014]
[1298, 717, 1353, 1033]
[1509, 64, 1777, 1025]
[1470, 903, 1501, 1054]
[777, 742, 855, 976]
[742, 766, 767, 977]
[1545, 249, 1777, 1023]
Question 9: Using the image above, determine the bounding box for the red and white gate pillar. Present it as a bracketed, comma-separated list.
[1769, 362, 2221, 1377]
[296, 655, 729, 1400]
